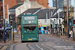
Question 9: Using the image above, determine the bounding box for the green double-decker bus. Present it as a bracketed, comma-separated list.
[21, 15, 39, 42]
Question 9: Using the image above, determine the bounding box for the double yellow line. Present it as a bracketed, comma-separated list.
[1, 46, 7, 50]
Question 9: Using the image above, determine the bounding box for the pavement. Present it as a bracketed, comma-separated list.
[0, 40, 14, 50]
[43, 34, 75, 42]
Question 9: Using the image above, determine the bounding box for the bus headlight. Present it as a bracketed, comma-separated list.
[22, 35, 23, 38]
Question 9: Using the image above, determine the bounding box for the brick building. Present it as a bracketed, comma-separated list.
[0, 0, 17, 28]
[5, 0, 17, 19]
[37, 0, 48, 8]
[16, 0, 48, 8]
[0, 1, 3, 28]
[30, 0, 48, 8]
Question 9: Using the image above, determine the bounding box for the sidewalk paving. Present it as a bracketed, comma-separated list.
[0, 40, 13, 45]
[42, 34, 75, 42]
[0, 45, 3, 49]
[50, 34, 75, 42]
[0, 40, 13, 49]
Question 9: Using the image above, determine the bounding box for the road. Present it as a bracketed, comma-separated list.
[6, 34, 75, 50]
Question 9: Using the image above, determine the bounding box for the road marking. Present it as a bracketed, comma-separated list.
[71, 44, 75, 45]
[36, 44, 43, 50]
[10, 44, 16, 50]
[29, 44, 35, 50]
[42, 43, 53, 50]
[2, 46, 7, 50]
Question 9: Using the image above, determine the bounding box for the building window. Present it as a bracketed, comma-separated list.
[1, 4, 3, 10]
[0, 16, 3, 20]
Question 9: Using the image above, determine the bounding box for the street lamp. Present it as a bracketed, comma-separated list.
[3, 0, 6, 41]
[67, 0, 69, 38]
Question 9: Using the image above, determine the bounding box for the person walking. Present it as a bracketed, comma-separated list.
[69, 29, 73, 40]
[3, 30, 7, 43]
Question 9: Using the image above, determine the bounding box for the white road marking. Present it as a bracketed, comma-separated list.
[10, 44, 16, 50]
[29, 44, 35, 50]
[42, 43, 53, 50]
[36, 44, 43, 50]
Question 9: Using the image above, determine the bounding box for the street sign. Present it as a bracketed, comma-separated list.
[69, 22, 71, 26]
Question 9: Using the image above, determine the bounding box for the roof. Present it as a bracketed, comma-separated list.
[18, 8, 55, 19]
[17, 0, 24, 4]
[52, 11, 65, 18]
[35, 9, 55, 19]
[10, 4, 22, 9]
[25, 8, 41, 14]
[18, 8, 41, 18]
[35, 9, 49, 19]
[52, 9, 58, 15]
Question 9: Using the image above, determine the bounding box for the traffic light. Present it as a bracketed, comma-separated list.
[9, 16, 13, 28]
[73, 20, 75, 26]
[10, 21, 13, 27]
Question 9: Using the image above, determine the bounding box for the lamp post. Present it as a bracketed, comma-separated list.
[7, 4, 9, 26]
[67, 0, 69, 38]
[58, 12, 60, 36]
[3, 0, 6, 42]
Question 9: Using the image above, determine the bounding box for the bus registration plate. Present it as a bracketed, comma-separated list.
[28, 39, 32, 40]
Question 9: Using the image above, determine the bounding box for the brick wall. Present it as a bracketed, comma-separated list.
[37, 0, 48, 8]
[5, 0, 17, 18]
[21, 0, 24, 2]
[0, 1, 3, 16]
[30, 0, 48, 8]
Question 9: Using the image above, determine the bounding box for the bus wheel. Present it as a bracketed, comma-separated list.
[36, 40, 38, 42]
[21, 41, 24, 43]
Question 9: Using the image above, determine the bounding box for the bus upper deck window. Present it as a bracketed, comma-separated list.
[23, 24, 36, 32]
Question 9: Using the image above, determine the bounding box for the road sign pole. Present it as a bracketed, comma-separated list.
[13, 21, 14, 41]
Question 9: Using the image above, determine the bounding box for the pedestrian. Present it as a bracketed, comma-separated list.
[69, 29, 73, 40]
[48, 28, 50, 34]
[54, 29, 56, 35]
[3, 30, 7, 43]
